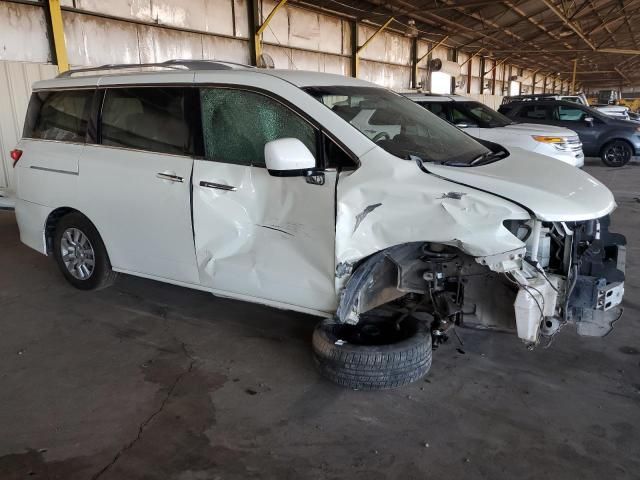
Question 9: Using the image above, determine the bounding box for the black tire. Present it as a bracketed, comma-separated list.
[601, 140, 632, 167]
[53, 212, 118, 290]
[312, 316, 432, 390]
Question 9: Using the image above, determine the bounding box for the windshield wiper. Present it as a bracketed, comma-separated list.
[441, 150, 505, 167]
[470, 150, 507, 165]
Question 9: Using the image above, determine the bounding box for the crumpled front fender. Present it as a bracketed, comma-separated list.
[335, 149, 530, 289]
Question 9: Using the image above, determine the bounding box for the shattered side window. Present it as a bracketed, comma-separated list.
[200, 88, 318, 167]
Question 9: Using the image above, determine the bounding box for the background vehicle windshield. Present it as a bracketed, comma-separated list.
[305, 86, 490, 165]
[453, 101, 514, 127]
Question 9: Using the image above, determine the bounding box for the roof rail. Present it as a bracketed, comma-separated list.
[57, 59, 254, 78]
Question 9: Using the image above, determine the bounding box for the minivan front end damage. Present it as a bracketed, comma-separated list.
[334, 147, 624, 347]
[335, 216, 626, 346]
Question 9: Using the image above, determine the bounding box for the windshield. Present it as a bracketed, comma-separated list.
[448, 101, 513, 128]
[304, 86, 491, 165]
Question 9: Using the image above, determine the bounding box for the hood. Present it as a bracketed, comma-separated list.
[596, 105, 628, 112]
[501, 123, 578, 137]
[426, 147, 615, 222]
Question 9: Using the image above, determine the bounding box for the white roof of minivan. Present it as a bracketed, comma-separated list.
[32, 65, 376, 91]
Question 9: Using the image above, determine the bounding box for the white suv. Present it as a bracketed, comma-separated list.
[12, 61, 626, 390]
[405, 93, 584, 167]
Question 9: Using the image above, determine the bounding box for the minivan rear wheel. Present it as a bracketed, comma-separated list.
[53, 213, 118, 290]
[601, 140, 632, 167]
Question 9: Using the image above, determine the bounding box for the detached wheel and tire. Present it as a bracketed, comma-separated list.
[53, 213, 118, 290]
[312, 316, 432, 390]
[601, 140, 632, 167]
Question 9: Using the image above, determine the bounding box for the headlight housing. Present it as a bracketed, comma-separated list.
[532, 135, 564, 144]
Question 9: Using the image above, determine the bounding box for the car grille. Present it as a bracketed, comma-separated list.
[556, 136, 583, 155]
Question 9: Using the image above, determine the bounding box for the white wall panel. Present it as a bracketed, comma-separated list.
[0, 2, 51, 63]
[261, 0, 346, 55]
[263, 45, 349, 75]
[74, 0, 153, 21]
[202, 36, 250, 64]
[417, 40, 430, 68]
[357, 24, 411, 65]
[360, 60, 410, 89]
[0, 61, 58, 190]
[234, 0, 249, 38]
[137, 25, 204, 63]
[64, 13, 141, 66]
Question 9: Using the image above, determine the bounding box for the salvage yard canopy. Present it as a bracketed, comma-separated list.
[305, 0, 640, 87]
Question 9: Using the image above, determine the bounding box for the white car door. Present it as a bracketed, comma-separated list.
[77, 86, 199, 284]
[191, 87, 337, 313]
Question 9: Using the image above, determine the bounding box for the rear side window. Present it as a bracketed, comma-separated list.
[200, 88, 317, 167]
[100, 87, 193, 156]
[23, 90, 93, 142]
[518, 105, 551, 120]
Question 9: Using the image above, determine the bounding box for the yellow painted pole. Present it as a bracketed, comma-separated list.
[355, 17, 394, 78]
[255, 0, 288, 63]
[571, 58, 577, 93]
[48, 0, 69, 72]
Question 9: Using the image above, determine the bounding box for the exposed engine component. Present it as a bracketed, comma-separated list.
[335, 216, 625, 348]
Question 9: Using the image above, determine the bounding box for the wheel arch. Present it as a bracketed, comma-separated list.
[600, 137, 635, 156]
[44, 208, 110, 259]
[335, 241, 472, 324]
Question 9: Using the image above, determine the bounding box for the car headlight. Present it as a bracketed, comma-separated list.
[532, 135, 565, 143]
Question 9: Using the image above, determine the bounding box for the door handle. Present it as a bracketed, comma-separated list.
[156, 172, 183, 183]
[199, 181, 237, 192]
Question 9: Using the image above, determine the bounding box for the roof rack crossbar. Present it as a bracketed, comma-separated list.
[57, 59, 253, 78]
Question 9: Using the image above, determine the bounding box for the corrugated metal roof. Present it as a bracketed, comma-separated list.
[304, 0, 640, 87]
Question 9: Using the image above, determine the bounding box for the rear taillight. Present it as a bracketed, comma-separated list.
[10, 149, 22, 167]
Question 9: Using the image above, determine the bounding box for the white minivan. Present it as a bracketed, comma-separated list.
[12, 61, 626, 390]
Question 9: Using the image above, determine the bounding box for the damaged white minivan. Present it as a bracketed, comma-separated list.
[13, 61, 626, 390]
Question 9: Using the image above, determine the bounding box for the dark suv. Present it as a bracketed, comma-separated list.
[499, 100, 640, 166]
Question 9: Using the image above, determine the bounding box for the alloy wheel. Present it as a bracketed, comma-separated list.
[60, 227, 96, 280]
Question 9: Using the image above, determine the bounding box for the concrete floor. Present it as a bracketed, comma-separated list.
[1, 158, 639, 480]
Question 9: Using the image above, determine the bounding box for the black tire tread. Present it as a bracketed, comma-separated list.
[312, 317, 432, 390]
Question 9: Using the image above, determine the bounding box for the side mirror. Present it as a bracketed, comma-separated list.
[584, 116, 594, 126]
[264, 138, 316, 177]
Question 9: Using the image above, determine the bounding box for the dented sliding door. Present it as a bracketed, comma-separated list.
[191, 87, 337, 313]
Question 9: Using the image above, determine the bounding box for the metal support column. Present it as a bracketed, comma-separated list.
[254, 0, 288, 66]
[491, 60, 497, 95]
[351, 20, 358, 78]
[571, 58, 577, 93]
[466, 54, 472, 94]
[411, 37, 418, 89]
[354, 17, 394, 79]
[46, 0, 69, 72]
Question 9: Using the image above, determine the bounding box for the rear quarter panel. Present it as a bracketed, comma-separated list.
[16, 139, 81, 207]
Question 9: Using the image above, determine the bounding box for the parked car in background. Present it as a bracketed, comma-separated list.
[502, 93, 630, 120]
[11, 62, 626, 390]
[405, 93, 584, 167]
[499, 99, 640, 166]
